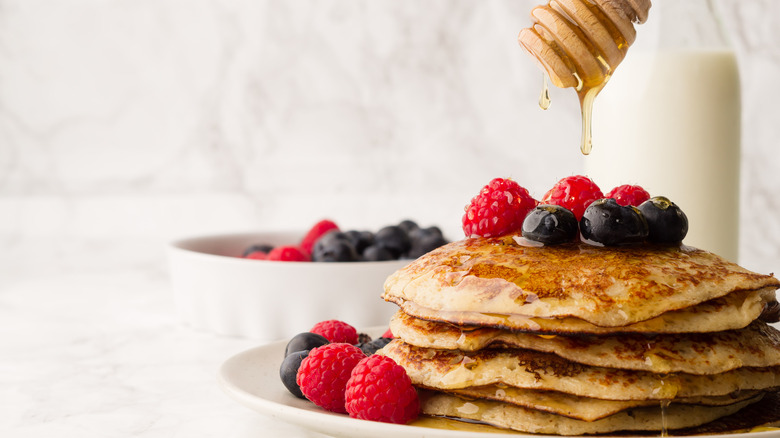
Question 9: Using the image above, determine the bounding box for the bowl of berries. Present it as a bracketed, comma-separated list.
[168, 219, 448, 340]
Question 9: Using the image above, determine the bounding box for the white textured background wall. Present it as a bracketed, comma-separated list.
[1, 0, 779, 275]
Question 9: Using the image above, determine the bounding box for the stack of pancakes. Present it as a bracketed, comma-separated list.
[379, 236, 780, 435]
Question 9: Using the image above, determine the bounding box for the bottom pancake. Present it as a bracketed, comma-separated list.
[439, 385, 762, 422]
[418, 390, 763, 435]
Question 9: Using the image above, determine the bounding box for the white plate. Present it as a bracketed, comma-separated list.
[218, 337, 780, 438]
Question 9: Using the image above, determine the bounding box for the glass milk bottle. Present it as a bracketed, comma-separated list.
[585, 0, 741, 262]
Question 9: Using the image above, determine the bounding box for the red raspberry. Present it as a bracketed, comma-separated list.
[462, 178, 538, 238]
[605, 184, 651, 207]
[244, 251, 268, 260]
[541, 175, 603, 220]
[301, 219, 340, 254]
[311, 320, 358, 344]
[297, 343, 365, 413]
[381, 328, 393, 339]
[345, 355, 419, 424]
[266, 245, 310, 262]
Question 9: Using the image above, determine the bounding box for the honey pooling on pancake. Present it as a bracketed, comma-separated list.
[518, 0, 651, 154]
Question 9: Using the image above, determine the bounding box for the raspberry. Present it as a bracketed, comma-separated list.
[296, 343, 365, 413]
[382, 328, 393, 339]
[301, 219, 340, 254]
[345, 355, 419, 424]
[605, 184, 651, 207]
[541, 175, 604, 220]
[462, 178, 538, 238]
[266, 245, 310, 262]
[244, 250, 268, 260]
[311, 320, 358, 344]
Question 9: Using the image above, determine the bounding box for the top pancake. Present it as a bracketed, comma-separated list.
[383, 236, 780, 327]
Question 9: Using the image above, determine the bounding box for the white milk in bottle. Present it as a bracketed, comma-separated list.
[586, 0, 741, 262]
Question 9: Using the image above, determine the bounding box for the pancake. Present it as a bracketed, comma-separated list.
[382, 237, 780, 327]
[380, 340, 780, 400]
[389, 287, 776, 334]
[390, 312, 780, 374]
[418, 390, 762, 435]
[436, 385, 762, 422]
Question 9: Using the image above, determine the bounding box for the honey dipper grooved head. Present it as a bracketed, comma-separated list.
[518, 0, 652, 90]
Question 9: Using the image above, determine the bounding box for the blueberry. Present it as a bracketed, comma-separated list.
[580, 198, 649, 246]
[355, 337, 393, 355]
[521, 205, 578, 245]
[637, 196, 688, 244]
[311, 231, 359, 262]
[242, 244, 273, 257]
[344, 230, 375, 254]
[283, 332, 329, 357]
[409, 226, 444, 242]
[362, 245, 395, 261]
[374, 225, 411, 258]
[279, 350, 309, 398]
[406, 234, 448, 259]
[398, 219, 420, 234]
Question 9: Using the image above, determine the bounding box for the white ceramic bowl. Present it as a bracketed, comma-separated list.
[168, 232, 409, 340]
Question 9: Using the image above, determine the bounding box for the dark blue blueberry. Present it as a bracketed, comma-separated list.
[580, 198, 649, 246]
[344, 230, 375, 254]
[374, 225, 411, 258]
[521, 205, 578, 245]
[362, 245, 395, 261]
[280, 350, 309, 398]
[355, 337, 393, 355]
[311, 231, 360, 262]
[283, 332, 329, 358]
[406, 234, 448, 259]
[638, 196, 688, 244]
[398, 219, 420, 234]
[242, 244, 274, 257]
[409, 226, 444, 242]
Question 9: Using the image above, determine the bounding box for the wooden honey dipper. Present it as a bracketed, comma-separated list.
[518, 0, 652, 153]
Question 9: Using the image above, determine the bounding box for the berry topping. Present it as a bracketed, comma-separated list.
[344, 355, 419, 424]
[242, 244, 273, 258]
[280, 350, 309, 399]
[580, 198, 649, 246]
[374, 226, 412, 258]
[266, 245, 311, 262]
[284, 332, 330, 358]
[462, 178, 538, 238]
[522, 205, 579, 245]
[605, 184, 651, 207]
[301, 219, 340, 254]
[638, 196, 688, 244]
[296, 343, 366, 413]
[541, 175, 603, 220]
[311, 320, 359, 344]
[312, 232, 360, 262]
[382, 328, 394, 339]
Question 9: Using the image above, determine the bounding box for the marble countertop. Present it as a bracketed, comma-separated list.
[1, 264, 330, 437]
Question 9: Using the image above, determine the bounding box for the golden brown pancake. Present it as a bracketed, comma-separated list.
[418, 390, 762, 436]
[435, 384, 761, 422]
[382, 237, 780, 327]
[389, 287, 776, 334]
[390, 312, 780, 374]
[380, 340, 780, 401]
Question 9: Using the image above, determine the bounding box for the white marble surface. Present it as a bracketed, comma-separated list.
[2, 1, 780, 436]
